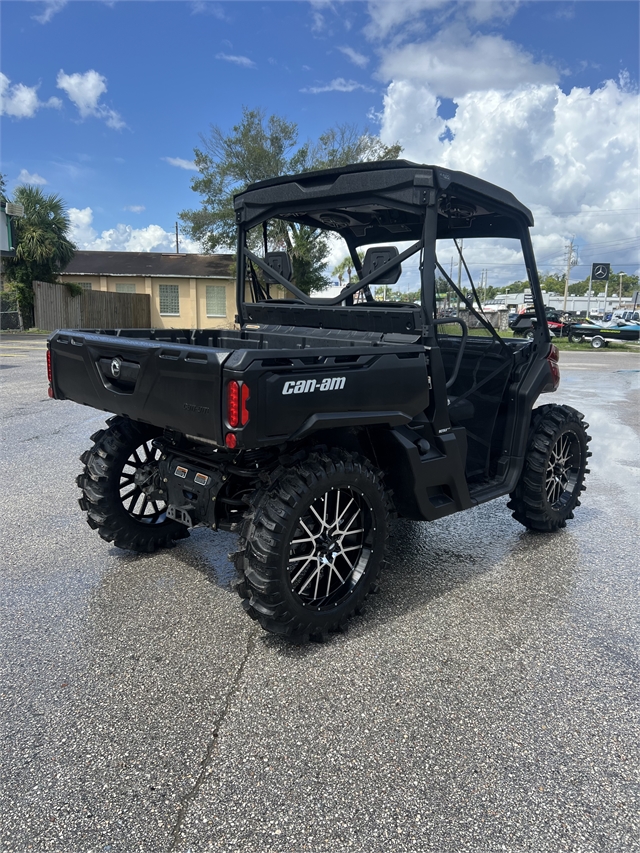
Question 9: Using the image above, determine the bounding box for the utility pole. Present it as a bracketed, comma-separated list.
[619, 271, 624, 308]
[175, 223, 179, 253]
[562, 238, 574, 313]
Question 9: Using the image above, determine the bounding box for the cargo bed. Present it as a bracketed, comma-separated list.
[48, 326, 430, 448]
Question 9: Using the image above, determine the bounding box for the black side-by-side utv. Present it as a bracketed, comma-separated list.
[48, 161, 591, 641]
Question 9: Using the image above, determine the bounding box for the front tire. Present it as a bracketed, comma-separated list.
[77, 416, 189, 552]
[508, 405, 591, 532]
[591, 335, 607, 349]
[233, 450, 392, 642]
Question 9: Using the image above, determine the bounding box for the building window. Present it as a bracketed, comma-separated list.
[206, 285, 226, 317]
[159, 284, 180, 315]
[116, 283, 136, 294]
[81, 282, 92, 291]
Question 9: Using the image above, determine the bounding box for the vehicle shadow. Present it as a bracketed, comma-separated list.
[260, 499, 586, 659]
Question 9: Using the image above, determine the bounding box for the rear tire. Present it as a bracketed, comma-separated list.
[568, 333, 583, 344]
[77, 416, 189, 552]
[591, 335, 606, 349]
[508, 405, 591, 532]
[233, 449, 392, 642]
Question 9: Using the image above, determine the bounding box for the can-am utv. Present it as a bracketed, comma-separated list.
[48, 161, 591, 641]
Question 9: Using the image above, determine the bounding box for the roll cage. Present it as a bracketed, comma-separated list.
[233, 159, 548, 346]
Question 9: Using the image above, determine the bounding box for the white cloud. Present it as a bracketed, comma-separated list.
[301, 78, 375, 94]
[32, 0, 68, 24]
[378, 76, 640, 274]
[215, 53, 256, 69]
[0, 72, 61, 119]
[17, 169, 47, 185]
[124, 205, 145, 213]
[338, 46, 369, 69]
[56, 69, 125, 129]
[68, 207, 201, 253]
[162, 157, 198, 171]
[378, 27, 558, 98]
[364, 0, 519, 40]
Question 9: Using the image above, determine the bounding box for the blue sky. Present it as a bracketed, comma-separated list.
[1, 0, 638, 284]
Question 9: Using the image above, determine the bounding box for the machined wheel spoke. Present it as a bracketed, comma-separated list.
[300, 519, 319, 541]
[332, 496, 354, 530]
[338, 528, 364, 541]
[290, 555, 316, 586]
[338, 509, 361, 535]
[286, 484, 374, 610]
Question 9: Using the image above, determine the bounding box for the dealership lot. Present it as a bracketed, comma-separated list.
[1, 335, 638, 853]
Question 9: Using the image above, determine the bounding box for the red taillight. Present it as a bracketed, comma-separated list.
[548, 344, 559, 362]
[241, 382, 250, 426]
[227, 380, 240, 427]
[225, 432, 237, 449]
[227, 380, 250, 428]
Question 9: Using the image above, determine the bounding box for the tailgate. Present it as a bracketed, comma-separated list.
[49, 331, 231, 444]
[223, 345, 429, 448]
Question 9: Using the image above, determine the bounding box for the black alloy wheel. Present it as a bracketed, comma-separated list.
[508, 404, 591, 532]
[77, 416, 189, 552]
[288, 486, 373, 609]
[233, 450, 392, 642]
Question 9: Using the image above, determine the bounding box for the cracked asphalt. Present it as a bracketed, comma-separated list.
[1, 334, 638, 853]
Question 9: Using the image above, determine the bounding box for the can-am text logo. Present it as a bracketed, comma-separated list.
[282, 376, 346, 395]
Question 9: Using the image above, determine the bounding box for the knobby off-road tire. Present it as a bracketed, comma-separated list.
[77, 416, 189, 552]
[508, 404, 591, 532]
[233, 450, 393, 642]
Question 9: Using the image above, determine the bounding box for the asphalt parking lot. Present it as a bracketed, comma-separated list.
[1, 334, 638, 853]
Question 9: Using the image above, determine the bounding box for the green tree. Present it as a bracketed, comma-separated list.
[180, 107, 401, 294]
[539, 272, 566, 295]
[3, 185, 76, 326]
[332, 251, 365, 287]
[0, 174, 7, 202]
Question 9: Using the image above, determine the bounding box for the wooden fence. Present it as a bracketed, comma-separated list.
[33, 281, 151, 331]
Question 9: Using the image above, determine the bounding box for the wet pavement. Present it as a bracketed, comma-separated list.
[1, 335, 638, 853]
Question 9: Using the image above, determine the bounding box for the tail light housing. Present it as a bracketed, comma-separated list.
[546, 343, 560, 390]
[241, 383, 250, 426]
[46, 348, 55, 398]
[225, 380, 250, 446]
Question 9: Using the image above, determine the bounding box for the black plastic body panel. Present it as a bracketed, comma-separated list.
[244, 302, 423, 335]
[48, 327, 429, 449]
[224, 346, 429, 448]
[49, 331, 231, 446]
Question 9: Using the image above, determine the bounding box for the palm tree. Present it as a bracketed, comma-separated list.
[4, 185, 76, 327]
